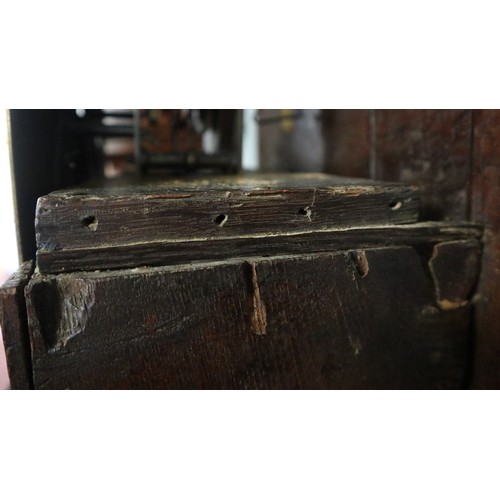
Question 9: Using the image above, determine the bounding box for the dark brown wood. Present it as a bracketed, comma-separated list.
[429, 240, 481, 310]
[470, 110, 500, 388]
[373, 110, 473, 221]
[10, 109, 500, 390]
[36, 222, 481, 274]
[25, 245, 475, 390]
[35, 173, 420, 273]
[0, 262, 34, 389]
[319, 109, 500, 387]
[322, 110, 371, 179]
[257, 110, 478, 222]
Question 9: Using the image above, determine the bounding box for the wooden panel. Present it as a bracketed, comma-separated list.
[25, 247, 474, 389]
[0, 262, 33, 389]
[322, 110, 371, 178]
[35, 173, 420, 273]
[429, 240, 481, 310]
[374, 110, 473, 221]
[470, 110, 500, 388]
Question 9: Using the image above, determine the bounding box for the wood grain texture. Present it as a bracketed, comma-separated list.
[36, 222, 481, 274]
[25, 247, 474, 389]
[470, 110, 500, 388]
[429, 240, 481, 310]
[0, 262, 34, 389]
[372, 110, 473, 221]
[35, 173, 420, 273]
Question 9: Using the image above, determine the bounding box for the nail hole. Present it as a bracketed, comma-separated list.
[82, 215, 98, 231]
[389, 200, 402, 211]
[298, 207, 312, 217]
[213, 213, 228, 227]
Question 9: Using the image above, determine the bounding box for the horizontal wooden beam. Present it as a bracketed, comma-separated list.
[37, 221, 481, 274]
[35, 173, 420, 273]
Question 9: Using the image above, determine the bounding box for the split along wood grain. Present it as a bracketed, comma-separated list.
[35, 173, 420, 273]
[36, 221, 481, 274]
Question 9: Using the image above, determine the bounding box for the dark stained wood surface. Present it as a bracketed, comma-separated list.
[36, 222, 481, 274]
[25, 246, 476, 389]
[373, 110, 473, 221]
[470, 110, 500, 388]
[260, 111, 474, 222]
[0, 262, 34, 389]
[322, 110, 371, 179]
[8, 110, 500, 389]
[319, 109, 500, 387]
[429, 240, 481, 310]
[35, 173, 420, 273]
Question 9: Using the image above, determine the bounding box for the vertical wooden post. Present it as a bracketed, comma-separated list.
[470, 110, 500, 388]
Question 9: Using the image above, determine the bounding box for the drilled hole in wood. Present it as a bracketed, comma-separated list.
[81, 215, 98, 231]
[389, 200, 403, 211]
[298, 207, 312, 217]
[213, 213, 228, 227]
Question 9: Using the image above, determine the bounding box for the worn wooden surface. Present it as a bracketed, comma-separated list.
[373, 110, 473, 221]
[0, 262, 34, 389]
[36, 222, 481, 274]
[470, 110, 500, 388]
[429, 240, 481, 310]
[322, 110, 371, 179]
[8, 110, 498, 389]
[35, 173, 420, 273]
[320, 109, 500, 387]
[324, 110, 475, 221]
[25, 244, 477, 390]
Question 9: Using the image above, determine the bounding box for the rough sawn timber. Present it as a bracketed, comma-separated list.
[25, 245, 477, 390]
[35, 173, 420, 273]
[36, 221, 481, 273]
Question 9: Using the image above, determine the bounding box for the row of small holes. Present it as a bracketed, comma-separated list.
[82, 201, 404, 230]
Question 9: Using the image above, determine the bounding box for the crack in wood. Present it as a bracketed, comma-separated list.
[348, 250, 370, 278]
[249, 262, 267, 335]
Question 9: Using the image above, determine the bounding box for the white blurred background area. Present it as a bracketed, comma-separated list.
[0, 111, 19, 389]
